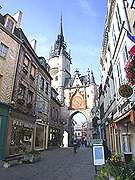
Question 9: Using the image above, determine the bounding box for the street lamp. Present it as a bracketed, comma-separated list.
[97, 119, 102, 140]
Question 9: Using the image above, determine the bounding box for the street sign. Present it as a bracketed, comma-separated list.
[93, 144, 105, 166]
[118, 84, 133, 98]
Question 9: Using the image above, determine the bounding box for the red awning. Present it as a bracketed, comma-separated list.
[128, 45, 135, 55]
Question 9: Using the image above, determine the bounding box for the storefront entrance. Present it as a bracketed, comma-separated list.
[0, 104, 9, 159]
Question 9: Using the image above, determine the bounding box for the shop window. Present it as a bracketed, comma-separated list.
[5, 18, 14, 32]
[35, 125, 45, 150]
[122, 134, 131, 153]
[10, 123, 32, 155]
[0, 42, 8, 58]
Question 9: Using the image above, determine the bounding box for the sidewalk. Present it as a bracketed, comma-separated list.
[0, 147, 95, 180]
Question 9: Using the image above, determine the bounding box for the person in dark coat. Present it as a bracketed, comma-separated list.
[73, 139, 78, 153]
[103, 140, 111, 160]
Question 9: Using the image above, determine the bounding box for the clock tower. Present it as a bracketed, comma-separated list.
[48, 16, 72, 104]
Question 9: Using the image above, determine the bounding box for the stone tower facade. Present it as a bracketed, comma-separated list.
[48, 18, 99, 146]
[48, 16, 71, 103]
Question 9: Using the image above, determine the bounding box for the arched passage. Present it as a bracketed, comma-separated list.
[68, 111, 89, 146]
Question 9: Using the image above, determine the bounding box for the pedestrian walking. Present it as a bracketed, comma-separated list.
[73, 139, 78, 153]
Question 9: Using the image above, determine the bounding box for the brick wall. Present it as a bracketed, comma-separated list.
[0, 28, 20, 104]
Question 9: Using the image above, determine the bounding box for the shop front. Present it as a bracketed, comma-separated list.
[6, 111, 35, 156]
[0, 103, 10, 160]
[48, 127, 61, 147]
[111, 109, 135, 160]
[34, 121, 48, 151]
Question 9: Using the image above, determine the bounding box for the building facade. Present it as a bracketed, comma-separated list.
[7, 28, 39, 156]
[0, 10, 54, 156]
[64, 69, 98, 145]
[48, 18, 99, 146]
[100, 0, 135, 159]
[35, 57, 52, 150]
[48, 87, 63, 147]
[0, 11, 21, 159]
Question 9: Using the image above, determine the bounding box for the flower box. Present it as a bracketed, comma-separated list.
[23, 150, 41, 163]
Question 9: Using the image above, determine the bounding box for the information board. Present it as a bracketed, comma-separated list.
[93, 144, 105, 165]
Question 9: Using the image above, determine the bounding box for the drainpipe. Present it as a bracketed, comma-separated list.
[122, 0, 131, 32]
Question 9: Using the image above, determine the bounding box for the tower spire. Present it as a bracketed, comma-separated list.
[91, 70, 95, 84]
[60, 15, 63, 36]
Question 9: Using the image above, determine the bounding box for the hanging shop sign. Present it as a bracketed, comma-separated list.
[118, 84, 133, 98]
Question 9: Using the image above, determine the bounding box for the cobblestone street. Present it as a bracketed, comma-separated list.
[0, 147, 95, 180]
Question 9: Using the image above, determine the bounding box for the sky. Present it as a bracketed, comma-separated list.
[0, 0, 107, 85]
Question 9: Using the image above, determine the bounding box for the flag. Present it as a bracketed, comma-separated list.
[127, 31, 135, 43]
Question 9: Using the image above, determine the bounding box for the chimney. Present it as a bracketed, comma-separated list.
[30, 39, 37, 51]
[13, 11, 23, 28]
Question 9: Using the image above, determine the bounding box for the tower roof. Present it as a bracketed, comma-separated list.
[49, 16, 71, 61]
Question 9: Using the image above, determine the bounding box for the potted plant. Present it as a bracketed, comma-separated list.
[95, 154, 135, 180]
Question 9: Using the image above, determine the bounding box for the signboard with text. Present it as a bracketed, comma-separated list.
[93, 144, 105, 166]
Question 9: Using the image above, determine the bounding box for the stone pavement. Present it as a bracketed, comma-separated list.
[0, 147, 95, 180]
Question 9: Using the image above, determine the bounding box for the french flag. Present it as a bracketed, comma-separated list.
[127, 31, 135, 43]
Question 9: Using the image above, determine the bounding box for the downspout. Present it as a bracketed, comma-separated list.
[122, 0, 131, 32]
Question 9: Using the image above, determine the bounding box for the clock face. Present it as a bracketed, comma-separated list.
[72, 96, 83, 109]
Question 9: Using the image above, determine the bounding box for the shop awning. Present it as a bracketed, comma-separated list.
[114, 110, 135, 124]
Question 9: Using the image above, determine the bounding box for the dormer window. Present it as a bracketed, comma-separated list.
[5, 18, 14, 33]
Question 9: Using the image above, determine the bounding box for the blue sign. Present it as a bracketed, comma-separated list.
[93, 144, 105, 165]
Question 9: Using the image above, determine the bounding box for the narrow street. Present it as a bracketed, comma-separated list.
[0, 147, 95, 180]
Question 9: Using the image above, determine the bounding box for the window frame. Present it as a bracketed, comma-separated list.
[0, 42, 8, 58]
[40, 77, 45, 91]
[27, 90, 33, 104]
[30, 64, 36, 79]
[5, 17, 14, 33]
